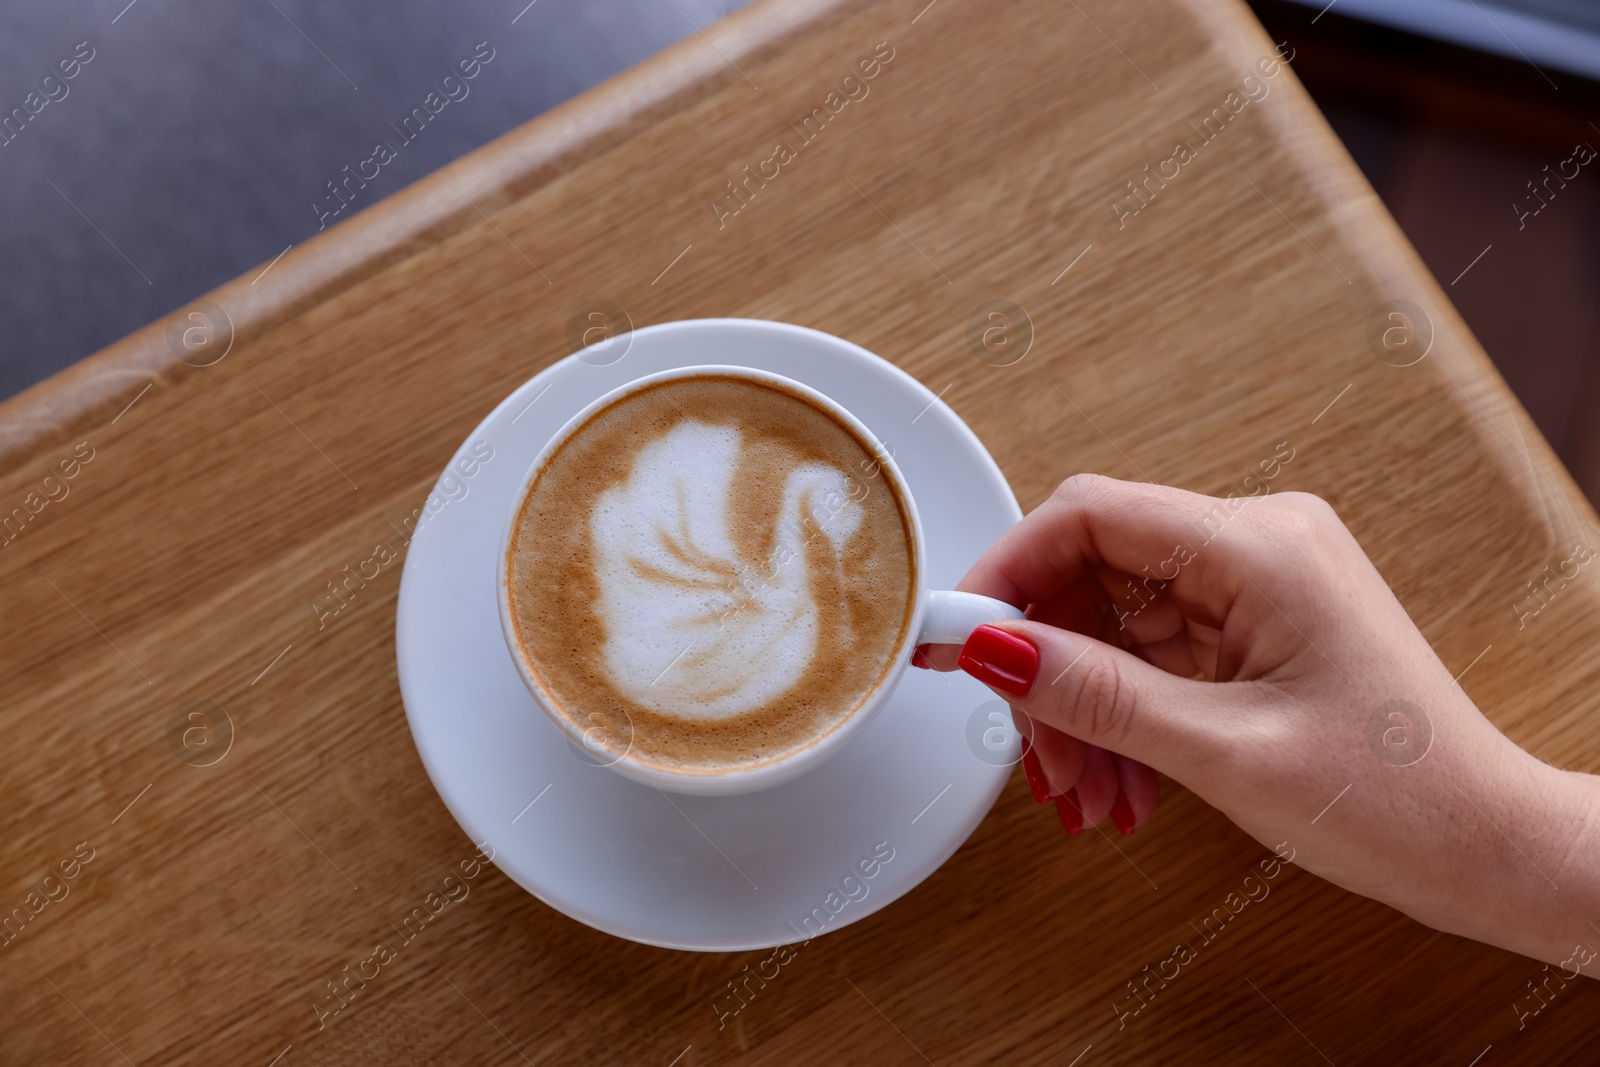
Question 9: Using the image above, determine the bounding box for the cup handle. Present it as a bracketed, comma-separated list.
[917, 590, 1026, 647]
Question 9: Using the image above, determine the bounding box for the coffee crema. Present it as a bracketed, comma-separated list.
[506, 375, 917, 775]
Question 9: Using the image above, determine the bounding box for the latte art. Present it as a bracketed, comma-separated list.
[592, 420, 864, 719]
[506, 374, 917, 775]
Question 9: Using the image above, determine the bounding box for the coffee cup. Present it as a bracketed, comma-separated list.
[496, 364, 1021, 795]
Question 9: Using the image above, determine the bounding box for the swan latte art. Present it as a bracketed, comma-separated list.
[505, 374, 918, 776]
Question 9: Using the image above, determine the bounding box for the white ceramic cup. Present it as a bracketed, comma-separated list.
[496, 364, 1022, 795]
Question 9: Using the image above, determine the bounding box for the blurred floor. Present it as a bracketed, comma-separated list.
[3, 0, 1598, 508]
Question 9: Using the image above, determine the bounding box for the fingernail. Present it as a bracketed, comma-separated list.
[1021, 746, 1049, 803]
[957, 625, 1038, 697]
[1055, 789, 1083, 836]
[1111, 792, 1135, 836]
[910, 644, 932, 670]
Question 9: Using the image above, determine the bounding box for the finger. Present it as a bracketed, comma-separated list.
[955, 474, 1280, 631]
[1019, 740, 1049, 803]
[914, 641, 962, 672]
[1026, 718, 1085, 799]
[956, 620, 1249, 775]
[1112, 754, 1161, 833]
[1131, 630, 1201, 679]
[1186, 618, 1222, 680]
[1093, 566, 1189, 647]
[1055, 789, 1084, 835]
[1074, 744, 1118, 828]
[1023, 571, 1108, 635]
[915, 572, 1107, 674]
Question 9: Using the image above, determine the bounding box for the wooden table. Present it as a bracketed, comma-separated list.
[3, 0, 1596, 1062]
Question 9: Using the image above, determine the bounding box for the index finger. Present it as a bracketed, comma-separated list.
[956, 473, 1258, 630]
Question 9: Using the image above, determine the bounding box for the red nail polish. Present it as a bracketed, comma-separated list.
[910, 644, 932, 670]
[1111, 792, 1135, 836]
[957, 625, 1038, 697]
[1055, 789, 1083, 836]
[1021, 746, 1049, 803]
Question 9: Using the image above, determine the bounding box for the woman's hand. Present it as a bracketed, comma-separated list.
[918, 474, 1598, 970]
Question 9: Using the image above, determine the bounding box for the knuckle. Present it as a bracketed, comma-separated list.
[1055, 653, 1133, 749]
[1052, 472, 1110, 507]
[1245, 494, 1328, 547]
[1273, 491, 1341, 527]
[1276, 505, 1324, 541]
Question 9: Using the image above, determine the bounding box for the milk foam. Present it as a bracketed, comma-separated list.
[591, 419, 863, 720]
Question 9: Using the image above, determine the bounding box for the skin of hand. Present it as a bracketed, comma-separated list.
[918, 474, 1600, 971]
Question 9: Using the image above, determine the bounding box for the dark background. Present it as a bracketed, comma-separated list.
[1254, 0, 1600, 505]
[0, 0, 745, 397]
[3, 0, 1597, 501]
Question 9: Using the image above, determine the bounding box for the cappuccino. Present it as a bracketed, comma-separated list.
[505, 374, 917, 775]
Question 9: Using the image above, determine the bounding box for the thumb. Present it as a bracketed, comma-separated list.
[956, 622, 1233, 775]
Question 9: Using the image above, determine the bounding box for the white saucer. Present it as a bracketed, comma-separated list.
[395, 319, 1023, 951]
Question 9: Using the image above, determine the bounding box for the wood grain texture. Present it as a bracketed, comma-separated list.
[1, 0, 1596, 1064]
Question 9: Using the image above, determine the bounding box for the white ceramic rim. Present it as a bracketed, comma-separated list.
[494, 363, 931, 795]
